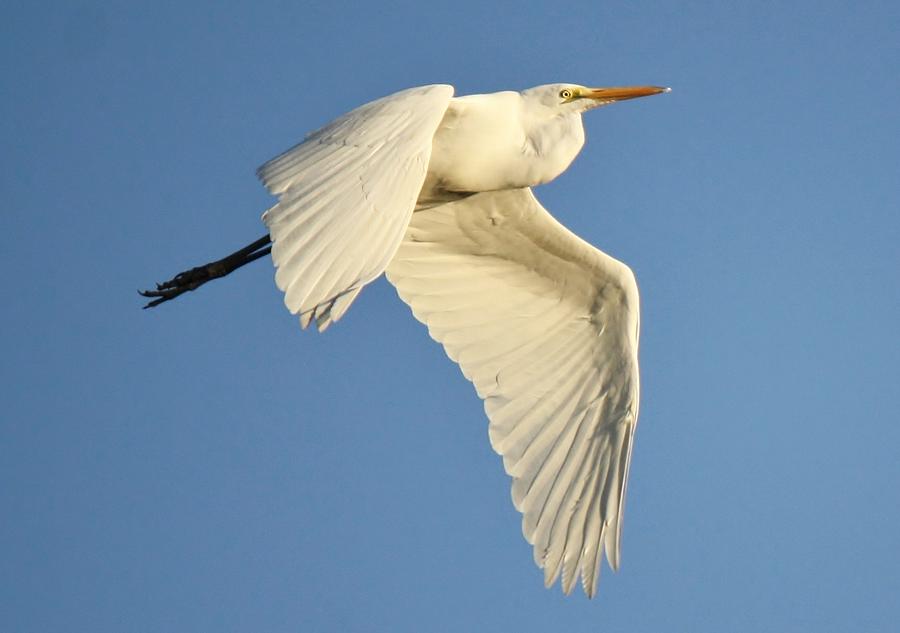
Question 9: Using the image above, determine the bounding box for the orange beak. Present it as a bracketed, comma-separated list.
[586, 86, 671, 102]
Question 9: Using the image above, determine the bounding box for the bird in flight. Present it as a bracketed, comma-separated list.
[141, 83, 669, 597]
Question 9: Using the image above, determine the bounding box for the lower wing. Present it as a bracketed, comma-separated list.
[385, 188, 641, 597]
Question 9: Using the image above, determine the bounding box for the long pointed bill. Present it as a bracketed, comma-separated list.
[586, 85, 671, 103]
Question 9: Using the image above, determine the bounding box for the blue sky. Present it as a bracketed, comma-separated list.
[2, 1, 898, 631]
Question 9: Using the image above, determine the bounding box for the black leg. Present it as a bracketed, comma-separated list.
[140, 234, 272, 308]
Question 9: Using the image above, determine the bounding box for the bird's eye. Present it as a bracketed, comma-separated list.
[559, 89, 573, 100]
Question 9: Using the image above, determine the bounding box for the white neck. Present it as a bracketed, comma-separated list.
[424, 92, 587, 197]
[521, 110, 586, 185]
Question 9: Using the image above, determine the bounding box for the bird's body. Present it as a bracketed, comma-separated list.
[423, 89, 585, 198]
[142, 82, 668, 597]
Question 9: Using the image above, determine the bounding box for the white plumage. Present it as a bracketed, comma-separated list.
[257, 82, 667, 596]
[260, 86, 453, 329]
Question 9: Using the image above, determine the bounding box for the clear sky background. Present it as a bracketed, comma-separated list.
[2, 2, 898, 632]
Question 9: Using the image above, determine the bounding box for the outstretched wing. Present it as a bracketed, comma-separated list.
[385, 188, 641, 597]
[258, 84, 454, 330]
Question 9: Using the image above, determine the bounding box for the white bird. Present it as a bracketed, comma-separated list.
[141, 82, 669, 597]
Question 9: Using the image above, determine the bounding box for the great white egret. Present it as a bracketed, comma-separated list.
[141, 83, 669, 597]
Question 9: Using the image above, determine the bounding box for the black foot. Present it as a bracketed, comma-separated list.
[140, 234, 272, 308]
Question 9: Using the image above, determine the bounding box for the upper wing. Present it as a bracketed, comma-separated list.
[385, 188, 641, 597]
[258, 84, 454, 330]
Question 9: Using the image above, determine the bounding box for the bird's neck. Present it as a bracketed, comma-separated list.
[422, 98, 586, 200]
[521, 112, 586, 185]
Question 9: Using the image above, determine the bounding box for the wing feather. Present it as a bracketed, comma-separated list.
[385, 188, 640, 597]
[259, 85, 454, 329]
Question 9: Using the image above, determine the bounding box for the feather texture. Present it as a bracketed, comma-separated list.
[386, 188, 640, 596]
[258, 85, 454, 330]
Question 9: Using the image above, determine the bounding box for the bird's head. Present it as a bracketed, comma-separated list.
[522, 83, 670, 115]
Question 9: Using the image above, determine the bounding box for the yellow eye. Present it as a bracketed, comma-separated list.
[559, 89, 573, 100]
